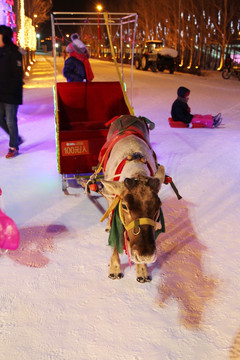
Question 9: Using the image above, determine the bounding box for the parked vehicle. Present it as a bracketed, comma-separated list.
[222, 65, 240, 80]
[134, 40, 178, 74]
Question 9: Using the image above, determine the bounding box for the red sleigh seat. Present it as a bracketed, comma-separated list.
[168, 117, 205, 128]
[55, 82, 130, 174]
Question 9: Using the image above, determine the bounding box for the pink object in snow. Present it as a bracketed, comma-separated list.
[0, 209, 20, 250]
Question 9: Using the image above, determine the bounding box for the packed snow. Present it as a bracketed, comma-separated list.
[0, 53, 240, 360]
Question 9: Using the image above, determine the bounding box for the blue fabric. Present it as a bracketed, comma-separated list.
[0, 103, 19, 149]
[63, 57, 86, 82]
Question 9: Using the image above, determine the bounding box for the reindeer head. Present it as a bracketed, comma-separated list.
[102, 165, 165, 264]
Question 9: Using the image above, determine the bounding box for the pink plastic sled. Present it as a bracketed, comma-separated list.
[0, 189, 20, 250]
[168, 117, 205, 128]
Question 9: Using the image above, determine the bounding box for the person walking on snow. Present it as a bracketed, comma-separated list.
[171, 86, 222, 128]
[63, 33, 94, 82]
[0, 25, 24, 158]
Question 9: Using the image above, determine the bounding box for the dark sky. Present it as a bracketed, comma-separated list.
[41, 0, 116, 38]
[52, 0, 111, 12]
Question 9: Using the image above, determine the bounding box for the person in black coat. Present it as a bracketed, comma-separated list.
[0, 25, 24, 158]
[171, 86, 222, 128]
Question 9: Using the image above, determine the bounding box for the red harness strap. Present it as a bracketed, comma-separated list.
[104, 116, 119, 128]
[98, 126, 151, 172]
[113, 157, 154, 181]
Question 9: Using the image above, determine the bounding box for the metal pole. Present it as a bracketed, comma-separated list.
[50, 13, 57, 85]
[120, 19, 124, 83]
[178, 0, 181, 55]
[130, 14, 138, 108]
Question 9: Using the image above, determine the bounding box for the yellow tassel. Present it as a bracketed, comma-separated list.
[100, 196, 120, 222]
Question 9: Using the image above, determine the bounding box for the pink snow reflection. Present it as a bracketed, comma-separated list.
[6, 224, 67, 268]
[157, 198, 217, 329]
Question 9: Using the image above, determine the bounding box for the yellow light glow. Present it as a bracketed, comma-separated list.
[96, 4, 103, 11]
[18, 0, 37, 51]
[25, 71, 30, 76]
[34, 14, 38, 18]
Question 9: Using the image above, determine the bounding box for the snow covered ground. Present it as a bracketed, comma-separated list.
[0, 53, 240, 360]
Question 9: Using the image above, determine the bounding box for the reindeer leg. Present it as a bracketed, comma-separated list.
[105, 217, 111, 233]
[135, 264, 151, 283]
[108, 247, 123, 280]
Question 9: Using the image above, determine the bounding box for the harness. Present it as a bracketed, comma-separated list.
[85, 115, 157, 190]
[101, 196, 165, 264]
[98, 125, 154, 173]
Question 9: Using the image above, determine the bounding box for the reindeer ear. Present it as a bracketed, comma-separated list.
[154, 165, 165, 187]
[124, 178, 137, 190]
[147, 178, 160, 193]
[101, 180, 125, 195]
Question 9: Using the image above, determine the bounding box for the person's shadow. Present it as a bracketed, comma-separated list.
[4, 224, 68, 267]
[155, 197, 217, 329]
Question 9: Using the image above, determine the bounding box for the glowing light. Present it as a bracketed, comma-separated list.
[25, 71, 30, 76]
[96, 4, 103, 11]
[18, 0, 36, 51]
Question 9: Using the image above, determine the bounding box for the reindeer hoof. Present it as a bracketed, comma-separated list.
[108, 273, 123, 280]
[117, 273, 124, 279]
[137, 276, 152, 283]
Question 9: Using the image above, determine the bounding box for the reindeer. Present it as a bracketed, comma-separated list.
[100, 115, 165, 282]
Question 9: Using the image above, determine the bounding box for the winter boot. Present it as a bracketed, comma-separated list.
[213, 116, 222, 128]
[5, 148, 19, 159]
[213, 113, 221, 126]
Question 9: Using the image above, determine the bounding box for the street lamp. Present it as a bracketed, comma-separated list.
[36, 33, 40, 51]
[96, 4, 103, 57]
[96, 4, 103, 12]
[33, 14, 38, 27]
